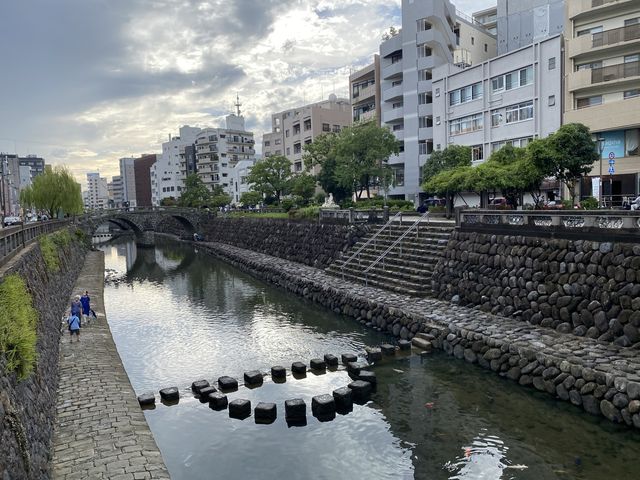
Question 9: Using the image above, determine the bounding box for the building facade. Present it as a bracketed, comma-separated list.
[85, 172, 110, 210]
[134, 154, 156, 207]
[350, 56, 381, 125]
[564, 0, 640, 204]
[229, 159, 256, 204]
[110, 176, 124, 208]
[433, 34, 563, 205]
[262, 95, 351, 174]
[379, 0, 495, 202]
[118, 158, 137, 208]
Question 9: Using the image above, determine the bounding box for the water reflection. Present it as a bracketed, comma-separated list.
[100, 238, 640, 480]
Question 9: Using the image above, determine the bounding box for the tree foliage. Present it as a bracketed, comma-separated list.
[246, 155, 292, 201]
[303, 133, 351, 203]
[179, 174, 212, 208]
[422, 145, 472, 185]
[289, 173, 316, 204]
[239, 191, 263, 206]
[20, 165, 83, 218]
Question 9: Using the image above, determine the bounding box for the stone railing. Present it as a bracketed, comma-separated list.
[320, 208, 429, 224]
[458, 209, 640, 238]
[0, 220, 70, 268]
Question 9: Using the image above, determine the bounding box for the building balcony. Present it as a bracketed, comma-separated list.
[417, 56, 435, 72]
[568, 0, 638, 20]
[380, 33, 402, 58]
[416, 26, 456, 53]
[393, 129, 404, 141]
[568, 61, 640, 91]
[382, 61, 403, 80]
[382, 84, 403, 102]
[353, 83, 377, 103]
[387, 151, 405, 165]
[565, 95, 640, 132]
[356, 109, 377, 123]
[382, 106, 404, 124]
[568, 23, 640, 59]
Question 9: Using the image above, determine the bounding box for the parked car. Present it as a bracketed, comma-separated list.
[3, 216, 22, 227]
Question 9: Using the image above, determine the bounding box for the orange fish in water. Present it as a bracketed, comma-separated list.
[424, 402, 435, 409]
[464, 448, 472, 458]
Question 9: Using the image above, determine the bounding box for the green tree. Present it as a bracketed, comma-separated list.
[246, 155, 292, 202]
[333, 121, 399, 199]
[531, 123, 598, 205]
[303, 133, 351, 203]
[160, 196, 177, 207]
[20, 165, 83, 218]
[290, 173, 316, 205]
[209, 184, 231, 208]
[422, 145, 472, 185]
[239, 191, 263, 206]
[178, 174, 211, 208]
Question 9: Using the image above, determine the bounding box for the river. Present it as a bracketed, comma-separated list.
[99, 237, 640, 480]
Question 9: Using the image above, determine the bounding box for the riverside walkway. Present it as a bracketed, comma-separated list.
[51, 251, 169, 480]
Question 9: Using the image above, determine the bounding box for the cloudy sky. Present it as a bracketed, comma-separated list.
[0, 0, 495, 185]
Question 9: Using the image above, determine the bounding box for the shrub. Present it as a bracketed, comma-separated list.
[289, 206, 320, 221]
[581, 197, 599, 210]
[562, 200, 574, 210]
[428, 205, 446, 213]
[39, 230, 72, 272]
[0, 274, 39, 379]
[280, 198, 296, 212]
[314, 192, 326, 205]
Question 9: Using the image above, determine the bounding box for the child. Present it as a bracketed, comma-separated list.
[67, 311, 81, 342]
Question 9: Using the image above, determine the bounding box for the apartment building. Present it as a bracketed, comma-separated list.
[119, 157, 137, 208]
[110, 176, 124, 208]
[379, 0, 495, 202]
[474, 7, 498, 35]
[134, 154, 156, 207]
[262, 95, 351, 174]
[564, 0, 640, 204]
[496, 0, 565, 55]
[151, 126, 201, 206]
[85, 172, 109, 210]
[192, 114, 255, 194]
[433, 35, 563, 205]
[350, 56, 381, 125]
[229, 159, 256, 204]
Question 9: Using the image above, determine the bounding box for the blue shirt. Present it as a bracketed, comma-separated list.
[68, 315, 80, 331]
[80, 295, 90, 312]
[71, 300, 81, 316]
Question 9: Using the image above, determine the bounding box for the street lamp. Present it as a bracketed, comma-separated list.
[597, 137, 605, 208]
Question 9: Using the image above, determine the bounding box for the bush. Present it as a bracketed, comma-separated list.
[39, 230, 71, 272]
[280, 198, 296, 212]
[581, 197, 599, 210]
[562, 200, 574, 210]
[314, 192, 326, 205]
[289, 206, 320, 221]
[0, 274, 39, 379]
[428, 205, 445, 213]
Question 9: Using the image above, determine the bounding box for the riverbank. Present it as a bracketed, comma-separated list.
[51, 251, 170, 479]
[186, 237, 640, 430]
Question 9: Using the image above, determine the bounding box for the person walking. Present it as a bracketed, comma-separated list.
[71, 295, 82, 318]
[67, 311, 81, 342]
[80, 291, 91, 323]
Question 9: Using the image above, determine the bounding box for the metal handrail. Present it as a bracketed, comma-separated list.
[363, 212, 430, 286]
[340, 211, 402, 279]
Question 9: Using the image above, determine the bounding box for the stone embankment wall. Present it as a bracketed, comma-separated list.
[0, 232, 86, 479]
[432, 231, 640, 347]
[158, 217, 370, 269]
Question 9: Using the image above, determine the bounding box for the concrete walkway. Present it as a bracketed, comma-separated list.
[51, 251, 170, 480]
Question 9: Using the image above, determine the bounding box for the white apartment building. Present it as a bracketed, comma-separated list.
[110, 175, 124, 208]
[85, 172, 109, 210]
[229, 159, 256, 204]
[262, 95, 351, 174]
[433, 34, 563, 205]
[151, 126, 202, 206]
[564, 0, 640, 204]
[379, 0, 496, 202]
[192, 114, 255, 196]
[119, 158, 137, 208]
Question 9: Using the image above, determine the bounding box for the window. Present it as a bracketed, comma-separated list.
[418, 69, 432, 81]
[625, 18, 639, 26]
[576, 95, 602, 109]
[624, 89, 640, 99]
[435, 88, 440, 97]
[626, 128, 639, 156]
[471, 37, 475, 45]
[449, 82, 482, 105]
[293, 123, 300, 135]
[293, 143, 302, 154]
[435, 116, 441, 125]
[548, 95, 556, 106]
[491, 66, 533, 92]
[419, 116, 433, 128]
[576, 61, 602, 71]
[492, 76, 504, 92]
[484, 43, 488, 53]
[264, 140, 271, 147]
[417, 18, 432, 31]
[275, 150, 281, 155]
[548, 57, 556, 70]
[392, 101, 403, 109]
[275, 138, 281, 145]
[577, 25, 602, 36]
[392, 79, 402, 87]
[472, 145, 483, 162]
[322, 123, 330, 132]
[505, 101, 534, 123]
[304, 119, 312, 131]
[417, 43, 432, 58]
[625, 54, 640, 63]
[418, 140, 428, 155]
[418, 93, 432, 104]
[332, 125, 341, 133]
[449, 113, 484, 135]
[491, 110, 501, 127]
[294, 162, 303, 172]
[286, 147, 291, 155]
[285, 129, 290, 138]
[391, 52, 402, 64]
[491, 137, 533, 152]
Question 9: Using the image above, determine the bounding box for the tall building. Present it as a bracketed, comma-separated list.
[0, 153, 46, 215]
[152, 126, 201, 206]
[350, 56, 381, 125]
[379, 0, 495, 202]
[496, 0, 565, 55]
[473, 7, 498, 35]
[85, 172, 109, 210]
[18, 155, 45, 182]
[134, 154, 156, 207]
[110, 176, 124, 208]
[192, 114, 255, 194]
[433, 34, 563, 204]
[229, 159, 257, 204]
[262, 95, 351, 174]
[564, 0, 640, 204]
[119, 157, 137, 208]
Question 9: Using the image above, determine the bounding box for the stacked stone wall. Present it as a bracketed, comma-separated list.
[0, 232, 86, 479]
[432, 231, 640, 346]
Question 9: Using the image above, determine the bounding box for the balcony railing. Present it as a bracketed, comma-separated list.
[592, 60, 640, 84]
[592, 23, 640, 48]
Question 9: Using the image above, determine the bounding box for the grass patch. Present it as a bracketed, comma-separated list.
[39, 230, 72, 272]
[226, 211, 289, 219]
[289, 206, 320, 221]
[0, 274, 38, 379]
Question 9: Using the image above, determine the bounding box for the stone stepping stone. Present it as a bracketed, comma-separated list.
[341, 353, 357, 365]
[348, 380, 372, 402]
[366, 347, 382, 362]
[324, 354, 339, 366]
[358, 370, 377, 386]
[291, 362, 307, 375]
[208, 392, 228, 410]
[197, 386, 217, 401]
[137, 393, 155, 407]
[271, 366, 287, 380]
[312, 394, 336, 417]
[191, 380, 210, 394]
[254, 402, 277, 424]
[229, 399, 251, 420]
[346, 361, 369, 376]
[398, 340, 411, 351]
[310, 358, 326, 372]
[381, 344, 396, 356]
[285, 398, 306, 422]
[218, 376, 238, 392]
[159, 387, 179, 402]
[332, 387, 353, 412]
[244, 370, 263, 386]
[412, 337, 432, 350]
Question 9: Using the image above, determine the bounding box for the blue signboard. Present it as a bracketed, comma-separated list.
[601, 130, 626, 159]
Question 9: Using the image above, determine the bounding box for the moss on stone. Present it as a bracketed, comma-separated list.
[0, 274, 39, 379]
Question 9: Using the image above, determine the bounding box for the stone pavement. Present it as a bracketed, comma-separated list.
[51, 251, 170, 479]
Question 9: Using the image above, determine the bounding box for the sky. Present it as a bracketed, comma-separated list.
[0, 0, 496, 185]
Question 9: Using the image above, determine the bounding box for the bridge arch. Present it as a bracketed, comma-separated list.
[155, 214, 196, 237]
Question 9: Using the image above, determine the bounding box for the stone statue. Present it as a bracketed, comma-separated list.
[322, 193, 339, 209]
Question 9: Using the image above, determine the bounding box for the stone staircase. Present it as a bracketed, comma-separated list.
[325, 218, 454, 296]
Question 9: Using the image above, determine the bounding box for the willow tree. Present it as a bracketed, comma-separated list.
[20, 166, 83, 218]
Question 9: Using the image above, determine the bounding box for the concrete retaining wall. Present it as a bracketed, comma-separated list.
[432, 231, 640, 347]
[0, 232, 86, 479]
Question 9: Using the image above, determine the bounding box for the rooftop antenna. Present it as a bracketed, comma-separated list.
[235, 93, 242, 116]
